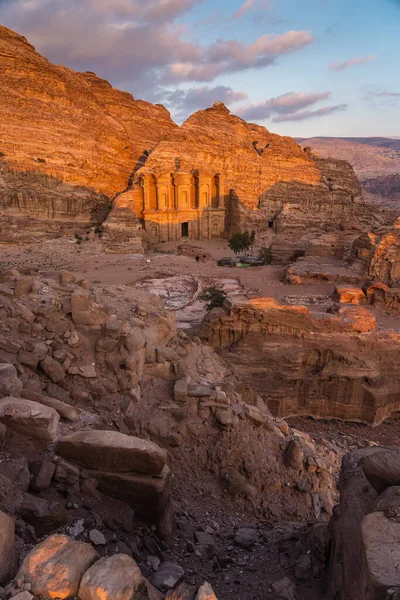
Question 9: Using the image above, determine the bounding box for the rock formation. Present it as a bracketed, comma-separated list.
[202, 296, 400, 425]
[327, 447, 400, 599]
[1, 24, 393, 255]
[0, 25, 176, 245]
[128, 102, 392, 257]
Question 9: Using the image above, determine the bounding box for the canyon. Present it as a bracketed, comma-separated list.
[0, 22, 400, 600]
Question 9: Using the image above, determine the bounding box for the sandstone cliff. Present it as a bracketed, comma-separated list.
[202, 297, 400, 425]
[0, 25, 393, 253]
[0, 25, 176, 242]
[136, 102, 392, 247]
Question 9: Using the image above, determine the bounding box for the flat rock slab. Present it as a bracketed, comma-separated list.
[58, 430, 167, 475]
[0, 397, 60, 441]
[361, 511, 400, 591]
[16, 534, 99, 599]
[79, 554, 143, 600]
[21, 388, 79, 422]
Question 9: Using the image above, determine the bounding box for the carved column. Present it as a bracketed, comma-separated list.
[143, 174, 152, 211]
[217, 174, 225, 209]
[198, 174, 212, 209]
[156, 174, 171, 211]
[173, 172, 192, 209]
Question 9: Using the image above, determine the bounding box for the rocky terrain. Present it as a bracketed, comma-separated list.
[1, 21, 400, 600]
[297, 137, 400, 212]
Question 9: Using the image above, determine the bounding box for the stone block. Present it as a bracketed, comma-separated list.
[58, 430, 168, 475]
[14, 277, 34, 298]
[40, 356, 65, 383]
[91, 465, 174, 539]
[18, 494, 68, 537]
[0, 397, 59, 441]
[361, 512, 400, 594]
[174, 379, 188, 404]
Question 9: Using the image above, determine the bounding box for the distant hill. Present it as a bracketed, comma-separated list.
[296, 137, 400, 211]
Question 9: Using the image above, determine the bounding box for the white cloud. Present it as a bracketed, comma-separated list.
[329, 55, 376, 72]
[0, 0, 315, 97]
[236, 91, 348, 122]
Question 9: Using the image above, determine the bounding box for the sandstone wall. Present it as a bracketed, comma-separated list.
[136, 103, 392, 244]
[202, 297, 400, 425]
[0, 25, 176, 243]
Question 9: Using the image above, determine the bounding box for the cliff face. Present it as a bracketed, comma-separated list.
[0, 25, 177, 241]
[135, 103, 392, 253]
[202, 297, 400, 426]
[139, 102, 322, 213]
[0, 25, 392, 251]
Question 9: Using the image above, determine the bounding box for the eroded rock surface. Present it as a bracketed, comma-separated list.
[202, 296, 400, 424]
[0, 25, 176, 245]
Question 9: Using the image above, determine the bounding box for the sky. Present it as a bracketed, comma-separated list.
[0, 0, 399, 137]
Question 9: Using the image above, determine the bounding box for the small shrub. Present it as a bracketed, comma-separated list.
[200, 286, 227, 311]
[74, 233, 83, 242]
[0, 151, 5, 158]
[37, 157, 47, 163]
[259, 246, 272, 265]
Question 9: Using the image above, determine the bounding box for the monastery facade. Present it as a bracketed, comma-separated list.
[135, 171, 226, 243]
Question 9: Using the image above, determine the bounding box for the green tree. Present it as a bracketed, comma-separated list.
[228, 231, 256, 255]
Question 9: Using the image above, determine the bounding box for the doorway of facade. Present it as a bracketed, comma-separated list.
[181, 222, 189, 237]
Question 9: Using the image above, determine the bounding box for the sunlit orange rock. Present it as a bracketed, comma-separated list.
[78, 554, 144, 600]
[16, 534, 99, 599]
[0, 25, 176, 243]
[334, 286, 367, 305]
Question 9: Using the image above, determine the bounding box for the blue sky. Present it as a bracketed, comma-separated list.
[1, 0, 399, 137]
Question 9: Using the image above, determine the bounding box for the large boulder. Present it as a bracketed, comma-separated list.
[327, 447, 400, 600]
[16, 534, 99, 599]
[0, 397, 59, 441]
[0, 509, 15, 584]
[361, 511, 400, 593]
[57, 430, 167, 475]
[78, 554, 144, 600]
[362, 449, 400, 492]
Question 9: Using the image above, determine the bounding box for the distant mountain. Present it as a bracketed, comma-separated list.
[296, 137, 400, 211]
